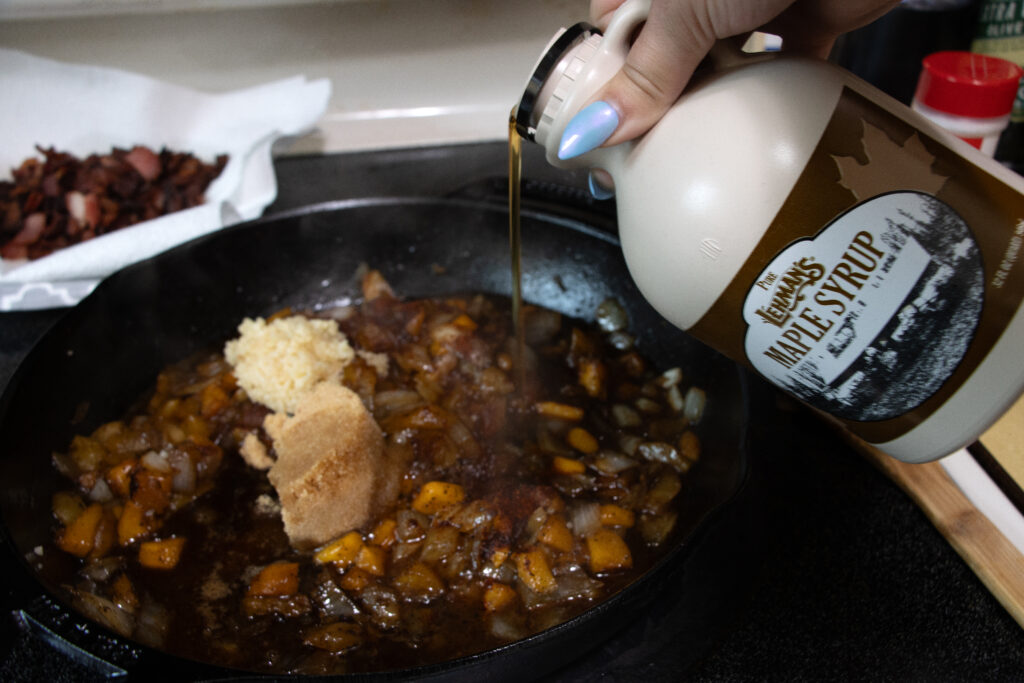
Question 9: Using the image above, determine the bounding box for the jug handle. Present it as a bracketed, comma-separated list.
[597, 0, 651, 61]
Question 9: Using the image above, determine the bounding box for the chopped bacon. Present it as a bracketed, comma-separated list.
[124, 146, 162, 182]
[0, 145, 227, 261]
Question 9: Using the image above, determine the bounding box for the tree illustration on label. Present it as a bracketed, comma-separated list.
[831, 121, 948, 200]
[743, 123, 983, 422]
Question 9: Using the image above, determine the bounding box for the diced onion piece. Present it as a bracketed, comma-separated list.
[490, 611, 527, 641]
[634, 397, 661, 414]
[166, 449, 197, 493]
[637, 441, 690, 472]
[394, 509, 429, 542]
[639, 511, 678, 546]
[88, 477, 114, 503]
[69, 435, 106, 472]
[606, 331, 634, 351]
[611, 404, 641, 428]
[80, 556, 122, 583]
[594, 298, 628, 332]
[568, 502, 601, 538]
[523, 307, 562, 345]
[644, 470, 683, 510]
[374, 389, 424, 417]
[593, 450, 637, 474]
[419, 525, 460, 565]
[140, 450, 172, 473]
[393, 562, 445, 601]
[657, 367, 683, 388]
[355, 544, 387, 576]
[683, 387, 707, 424]
[666, 385, 685, 412]
[52, 491, 85, 526]
[447, 500, 494, 532]
[71, 590, 134, 638]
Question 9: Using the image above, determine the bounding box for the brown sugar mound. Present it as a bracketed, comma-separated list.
[264, 382, 399, 549]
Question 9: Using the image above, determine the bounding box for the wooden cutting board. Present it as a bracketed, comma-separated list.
[978, 395, 1024, 495]
[853, 403, 1024, 630]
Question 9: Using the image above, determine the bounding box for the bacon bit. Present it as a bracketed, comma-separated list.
[65, 191, 100, 229]
[124, 145, 162, 181]
[10, 212, 46, 246]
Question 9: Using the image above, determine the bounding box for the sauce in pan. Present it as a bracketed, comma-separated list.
[46, 271, 708, 675]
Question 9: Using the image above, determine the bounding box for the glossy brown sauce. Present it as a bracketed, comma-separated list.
[46, 280, 704, 675]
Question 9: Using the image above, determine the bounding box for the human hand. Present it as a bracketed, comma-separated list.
[558, 0, 901, 160]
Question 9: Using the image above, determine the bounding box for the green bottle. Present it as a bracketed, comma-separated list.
[973, 0, 1024, 171]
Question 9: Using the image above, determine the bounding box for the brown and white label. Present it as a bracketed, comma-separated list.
[744, 192, 982, 422]
[689, 86, 1024, 442]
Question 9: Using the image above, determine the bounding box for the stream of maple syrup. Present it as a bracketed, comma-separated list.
[508, 110, 526, 388]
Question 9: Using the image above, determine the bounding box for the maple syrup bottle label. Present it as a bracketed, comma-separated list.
[689, 87, 1024, 442]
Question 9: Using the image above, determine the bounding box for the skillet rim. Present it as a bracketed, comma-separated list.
[0, 196, 753, 680]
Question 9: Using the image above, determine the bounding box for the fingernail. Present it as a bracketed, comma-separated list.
[588, 170, 615, 200]
[558, 101, 619, 160]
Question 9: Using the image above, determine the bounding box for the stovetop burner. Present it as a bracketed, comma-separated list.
[2, 142, 1022, 681]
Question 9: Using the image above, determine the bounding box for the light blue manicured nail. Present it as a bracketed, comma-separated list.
[588, 171, 614, 200]
[559, 101, 619, 160]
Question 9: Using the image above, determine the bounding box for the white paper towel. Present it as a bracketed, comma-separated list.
[0, 48, 331, 311]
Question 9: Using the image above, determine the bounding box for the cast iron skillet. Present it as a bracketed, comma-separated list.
[0, 198, 750, 680]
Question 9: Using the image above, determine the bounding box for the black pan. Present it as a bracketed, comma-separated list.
[0, 198, 750, 680]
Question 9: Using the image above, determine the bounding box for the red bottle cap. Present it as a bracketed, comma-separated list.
[914, 51, 1023, 118]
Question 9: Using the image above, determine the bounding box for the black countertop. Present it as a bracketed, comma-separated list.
[2, 142, 1023, 681]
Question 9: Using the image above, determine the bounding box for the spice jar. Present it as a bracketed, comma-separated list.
[912, 50, 1023, 155]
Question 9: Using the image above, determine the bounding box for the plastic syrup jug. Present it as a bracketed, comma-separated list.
[514, 0, 1024, 463]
